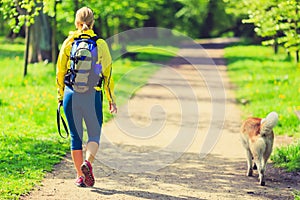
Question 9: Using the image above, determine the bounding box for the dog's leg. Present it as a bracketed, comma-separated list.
[256, 156, 265, 186]
[246, 149, 253, 176]
[259, 167, 265, 186]
[261, 158, 268, 186]
[260, 151, 271, 186]
[260, 139, 273, 186]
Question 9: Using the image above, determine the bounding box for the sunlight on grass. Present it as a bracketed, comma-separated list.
[224, 45, 300, 136]
[224, 44, 300, 174]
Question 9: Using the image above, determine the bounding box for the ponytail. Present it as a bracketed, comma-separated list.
[82, 23, 89, 31]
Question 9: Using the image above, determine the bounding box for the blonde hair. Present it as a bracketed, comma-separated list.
[75, 7, 94, 31]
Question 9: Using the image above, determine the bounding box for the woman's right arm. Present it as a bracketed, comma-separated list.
[56, 37, 72, 102]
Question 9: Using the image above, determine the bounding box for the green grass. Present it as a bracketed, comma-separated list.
[294, 190, 300, 200]
[0, 36, 177, 199]
[224, 44, 300, 170]
[224, 45, 300, 136]
[271, 141, 300, 171]
[0, 39, 69, 199]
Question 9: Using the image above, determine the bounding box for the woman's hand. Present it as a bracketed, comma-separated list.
[58, 100, 63, 107]
[109, 102, 117, 114]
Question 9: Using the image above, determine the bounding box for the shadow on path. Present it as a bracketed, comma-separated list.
[42, 142, 298, 200]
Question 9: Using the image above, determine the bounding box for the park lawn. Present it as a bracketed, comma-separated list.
[0, 37, 177, 199]
[224, 44, 300, 172]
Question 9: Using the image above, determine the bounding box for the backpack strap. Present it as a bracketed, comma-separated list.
[76, 34, 99, 41]
[91, 35, 99, 42]
[77, 34, 92, 39]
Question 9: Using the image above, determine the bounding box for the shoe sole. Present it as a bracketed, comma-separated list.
[75, 176, 86, 187]
[75, 182, 86, 187]
[81, 163, 95, 187]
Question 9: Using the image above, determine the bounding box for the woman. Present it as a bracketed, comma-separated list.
[56, 7, 117, 187]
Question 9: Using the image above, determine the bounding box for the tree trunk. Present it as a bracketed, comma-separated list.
[287, 51, 291, 60]
[74, 0, 79, 13]
[52, 0, 58, 70]
[273, 43, 278, 54]
[104, 17, 111, 39]
[201, 0, 216, 38]
[273, 36, 279, 54]
[24, 25, 30, 77]
[0, 15, 3, 35]
[295, 7, 299, 63]
[143, 14, 158, 38]
[28, 11, 52, 63]
[93, 16, 102, 37]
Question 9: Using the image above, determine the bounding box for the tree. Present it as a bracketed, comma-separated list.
[28, 9, 52, 63]
[224, 0, 300, 62]
[175, 0, 209, 38]
[0, 0, 55, 76]
[276, 0, 300, 62]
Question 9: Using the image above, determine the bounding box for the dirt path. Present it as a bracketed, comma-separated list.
[23, 38, 299, 200]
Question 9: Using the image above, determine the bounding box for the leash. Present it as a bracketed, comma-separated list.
[57, 102, 69, 139]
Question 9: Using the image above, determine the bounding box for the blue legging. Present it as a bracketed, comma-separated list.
[63, 86, 103, 150]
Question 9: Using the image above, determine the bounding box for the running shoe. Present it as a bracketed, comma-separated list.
[81, 160, 95, 187]
[75, 176, 86, 187]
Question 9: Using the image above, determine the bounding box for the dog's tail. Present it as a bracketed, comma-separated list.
[260, 111, 278, 136]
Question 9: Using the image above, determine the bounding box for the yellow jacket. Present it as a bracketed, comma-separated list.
[56, 29, 115, 103]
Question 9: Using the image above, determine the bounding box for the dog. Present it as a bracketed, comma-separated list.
[240, 111, 278, 186]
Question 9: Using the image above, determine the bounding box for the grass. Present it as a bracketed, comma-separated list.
[224, 45, 300, 136]
[271, 140, 300, 171]
[294, 190, 300, 200]
[0, 36, 177, 199]
[0, 39, 69, 199]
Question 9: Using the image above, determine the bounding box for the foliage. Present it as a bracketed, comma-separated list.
[0, 0, 242, 41]
[0, 0, 44, 33]
[224, 0, 300, 60]
[174, 0, 239, 38]
[271, 141, 300, 171]
[174, 0, 209, 37]
[0, 0, 164, 39]
[276, 1, 300, 53]
[224, 44, 300, 174]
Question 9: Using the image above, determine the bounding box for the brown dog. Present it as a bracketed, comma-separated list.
[240, 112, 278, 186]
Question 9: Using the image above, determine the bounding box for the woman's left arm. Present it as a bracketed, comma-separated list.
[98, 39, 116, 106]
